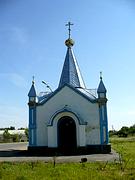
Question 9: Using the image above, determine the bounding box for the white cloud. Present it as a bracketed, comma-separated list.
[10, 26, 27, 44]
[0, 26, 28, 45]
[127, 110, 135, 116]
[0, 104, 28, 128]
[108, 107, 135, 130]
[0, 73, 28, 88]
[9, 73, 28, 88]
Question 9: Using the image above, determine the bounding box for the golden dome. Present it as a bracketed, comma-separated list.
[65, 38, 74, 47]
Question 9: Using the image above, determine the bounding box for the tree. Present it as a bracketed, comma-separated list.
[18, 127, 25, 130]
[109, 130, 118, 137]
[11, 134, 22, 142]
[9, 126, 15, 130]
[3, 129, 11, 142]
[25, 128, 29, 141]
[117, 126, 129, 137]
[129, 125, 135, 136]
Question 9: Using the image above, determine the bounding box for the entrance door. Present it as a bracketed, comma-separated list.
[57, 116, 77, 149]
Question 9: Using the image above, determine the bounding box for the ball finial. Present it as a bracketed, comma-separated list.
[100, 71, 102, 80]
[65, 38, 74, 47]
[65, 22, 74, 47]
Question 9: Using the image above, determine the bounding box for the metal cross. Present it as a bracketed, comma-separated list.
[66, 21, 74, 39]
[100, 71, 102, 80]
[32, 76, 35, 85]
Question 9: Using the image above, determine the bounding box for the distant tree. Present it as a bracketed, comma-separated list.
[109, 130, 118, 137]
[117, 126, 129, 137]
[12, 134, 19, 142]
[18, 127, 25, 130]
[12, 134, 22, 142]
[129, 125, 135, 136]
[25, 128, 29, 141]
[9, 126, 15, 130]
[0, 126, 15, 130]
[0, 128, 5, 130]
[3, 129, 11, 142]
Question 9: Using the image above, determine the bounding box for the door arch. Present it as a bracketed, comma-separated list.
[57, 116, 77, 149]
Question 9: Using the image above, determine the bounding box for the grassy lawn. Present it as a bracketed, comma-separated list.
[0, 137, 135, 180]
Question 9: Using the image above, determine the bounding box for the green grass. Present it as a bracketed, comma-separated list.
[110, 136, 135, 169]
[0, 137, 135, 180]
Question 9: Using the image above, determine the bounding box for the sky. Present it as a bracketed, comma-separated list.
[0, 0, 135, 130]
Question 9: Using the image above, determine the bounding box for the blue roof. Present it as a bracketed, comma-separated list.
[58, 47, 86, 88]
[38, 92, 53, 102]
[77, 88, 97, 99]
[97, 79, 107, 93]
[28, 84, 36, 97]
[38, 83, 97, 106]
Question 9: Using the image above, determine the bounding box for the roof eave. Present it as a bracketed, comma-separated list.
[37, 83, 97, 106]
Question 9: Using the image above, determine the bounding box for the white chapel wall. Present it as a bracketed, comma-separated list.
[36, 86, 100, 146]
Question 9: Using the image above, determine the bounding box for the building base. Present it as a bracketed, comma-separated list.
[28, 144, 111, 156]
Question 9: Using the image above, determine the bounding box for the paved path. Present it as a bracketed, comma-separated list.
[0, 142, 27, 151]
[0, 142, 119, 162]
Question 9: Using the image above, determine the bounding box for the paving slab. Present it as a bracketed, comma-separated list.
[0, 142, 119, 163]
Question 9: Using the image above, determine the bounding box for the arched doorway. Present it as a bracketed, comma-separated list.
[57, 116, 77, 150]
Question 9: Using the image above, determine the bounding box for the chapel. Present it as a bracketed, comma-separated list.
[28, 22, 111, 155]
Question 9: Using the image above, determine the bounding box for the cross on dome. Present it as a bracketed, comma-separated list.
[100, 71, 102, 80]
[66, 21, 74, 39]
[65, 21, 74, 47]
[32, 76, 35, 85]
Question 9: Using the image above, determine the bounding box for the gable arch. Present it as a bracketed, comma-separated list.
[47, 107, 87, 126]
[47, 107, 86, 147]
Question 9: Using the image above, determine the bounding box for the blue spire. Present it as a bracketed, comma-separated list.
[97, 76, 107, 93]
[58, 46, 86, 88]
[28, 80, 36, 97]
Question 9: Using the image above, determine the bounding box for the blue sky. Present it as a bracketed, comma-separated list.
[0, 0, 135, 130]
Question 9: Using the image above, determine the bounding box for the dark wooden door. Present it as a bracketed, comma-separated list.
[58, 116, 77, 149]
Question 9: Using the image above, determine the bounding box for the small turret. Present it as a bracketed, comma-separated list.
[28, 78, 37, 105]
[97, 73, 108, 145]
[97, 72, 107, 99]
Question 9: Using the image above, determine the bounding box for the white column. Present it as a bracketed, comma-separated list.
[79, 125, 86, 146]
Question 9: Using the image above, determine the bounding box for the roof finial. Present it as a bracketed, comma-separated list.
[66, 21, 74, 39]
[100, 71, 102, 80]
[65, 21, 74, 47]
[32, 76, 35, 85]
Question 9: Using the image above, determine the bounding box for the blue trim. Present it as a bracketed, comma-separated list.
[47, 107, 87, 126]
[29, 129, 37, 146]
[29, 107, 36, 129]
[99, 103, 109, 145]
[29, 106, 37, 146]
[38, 83, 97, 106]
[33, 129, 37, 146]
[104, 104, 109, 144]
[29, 129, 32, 146]
[99, 105, 103, 144]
